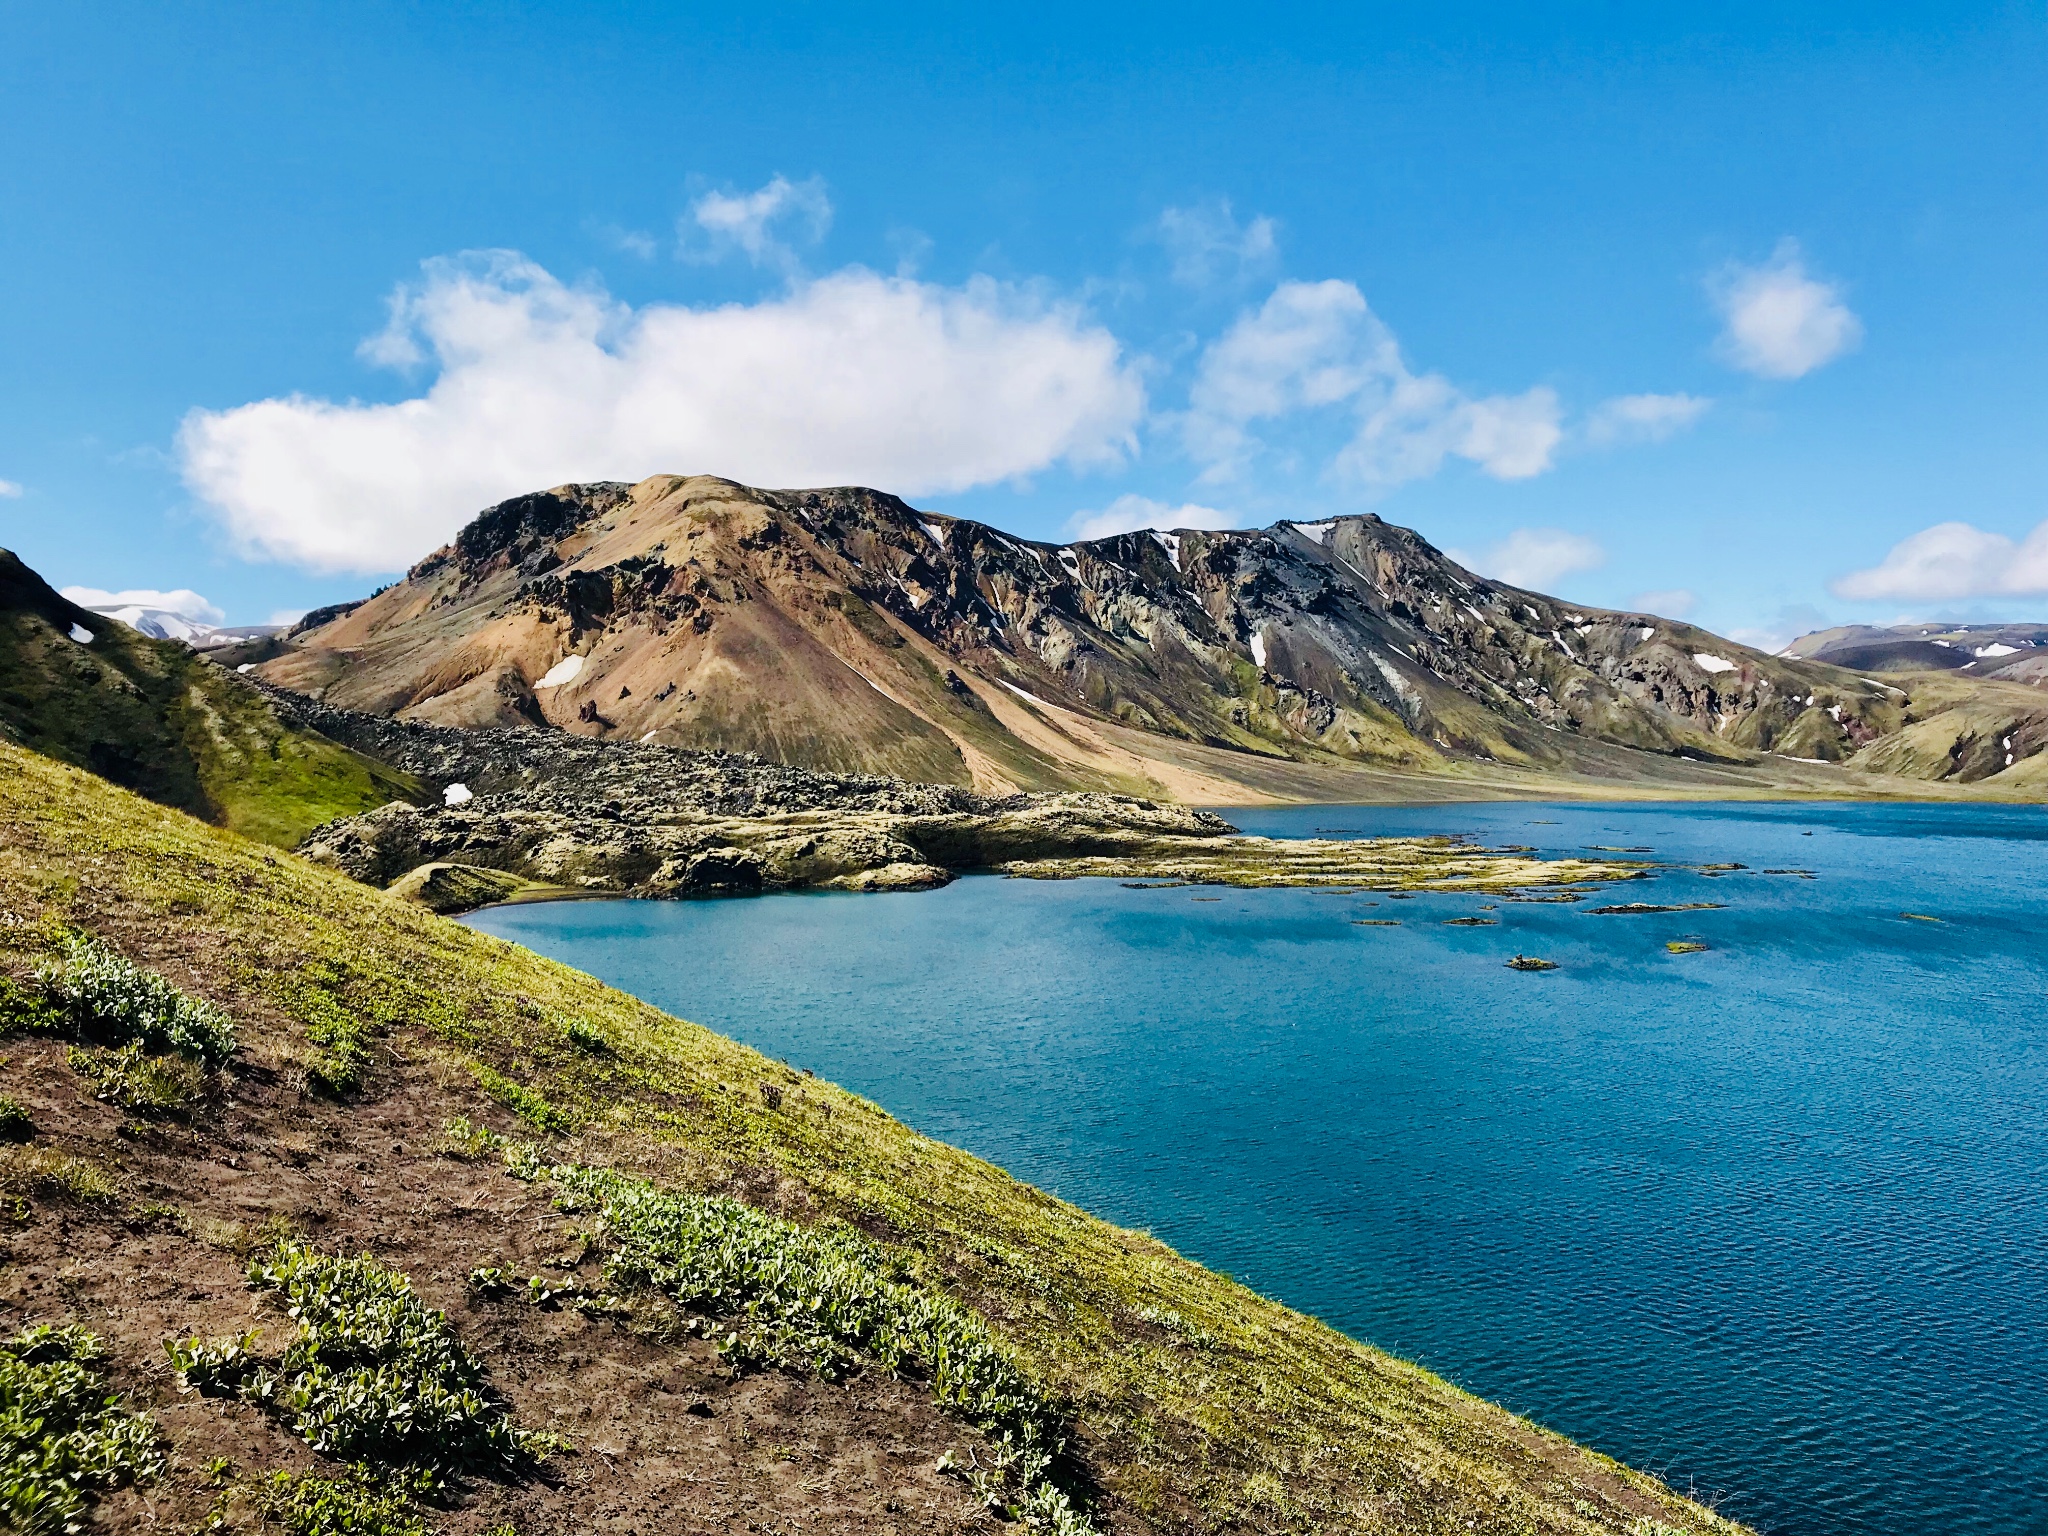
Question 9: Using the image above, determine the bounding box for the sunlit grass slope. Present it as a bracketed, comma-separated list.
[0, 550, 419, 847]
[0, 740, 1747, 1535]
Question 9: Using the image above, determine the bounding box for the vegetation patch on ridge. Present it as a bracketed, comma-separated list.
[0, 1323, 165, 1535]
[168, 1240, 561, 1492]
[503, 1138, 1096, 1533]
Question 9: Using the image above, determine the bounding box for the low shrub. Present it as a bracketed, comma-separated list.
[0, 977, 65, 1037]
[35, 932, 236, 1066]
[0, 1094, 31, 1142]
[167, 1240, 560, 1490]
[507, 1149, 1097, 1534]
[0, 1323, 165, 1534]
[66, 1041, 204, 1115]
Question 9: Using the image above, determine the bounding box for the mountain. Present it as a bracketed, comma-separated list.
[1784, 621, 2048, 684]
[257, 475, 2048, 797]
[0, 548, 419, 844]
[73, 600, 283, 650]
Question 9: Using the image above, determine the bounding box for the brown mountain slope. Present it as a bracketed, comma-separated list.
[258, 476, 2048, 799]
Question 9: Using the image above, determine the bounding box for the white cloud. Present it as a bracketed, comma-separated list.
[1185, 280, 1563, 487]
[1631, 588, 1698, 619]
[1710, 240, 1862, 379]
[1066, 494, 1237, 541]
[1448, 528, 1605, 592]
[1586, 393, 1711, 446]
[1156, 199, 1279, 289]
[180, 251, 1145, 573]
[60, 586, 225, 624]
[682, 175, 832, 271]
[0, 479, 21, 497]
[1832, 518, 2048, 602]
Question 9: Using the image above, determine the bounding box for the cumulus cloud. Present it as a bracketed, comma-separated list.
[1156, 199, 1280, 289]
[1631, 588, 1698, 619]
[1066, 493, 1238, 542]
[1185, 280, 1562, 487]
[1710, 240, 1862, 379]
[1586, 393, 1711, 446]
[61, 586, 225, 624]
[1831, 518, 2048, 602]
[0, 479, 21, 497]
[179, 251, 1145, 573]
[681, 175, 832, 272]
[1447, 528, 1605, 592]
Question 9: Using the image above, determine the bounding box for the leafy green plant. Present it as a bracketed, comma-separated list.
[507, 1149, 1097, 1534]
[0, 1323, 165, 1534]
[66, 1040, 204, 1115]
[252, 1469, 428, 1536]
[167, 1241, 560, 1490]
[0, 1094, 32, 1142]
[438, 1116, 502, 1163]
[563, 1018, 611, 1055]
[0, 977, 65, 1038]
[35, 931, 236, 1066]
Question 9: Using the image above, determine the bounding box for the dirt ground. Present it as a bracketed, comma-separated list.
[0, 1033, 1092, 1535]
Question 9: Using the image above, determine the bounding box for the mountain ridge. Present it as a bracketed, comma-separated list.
[256, 475, 2048, 799]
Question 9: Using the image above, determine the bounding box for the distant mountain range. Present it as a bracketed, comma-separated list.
[1782, 621, 2048, 683]
[73, 600, 283, 650]
[251, 475, 2048, 798]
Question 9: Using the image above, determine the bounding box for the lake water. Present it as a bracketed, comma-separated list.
[465, 800, 2048, 1536]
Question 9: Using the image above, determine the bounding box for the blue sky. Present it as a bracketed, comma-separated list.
[4, 2, 2045, 647]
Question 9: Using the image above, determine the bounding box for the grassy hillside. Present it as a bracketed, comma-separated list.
[0, 549, 420, 846]
[0, 740, 1746, 1535]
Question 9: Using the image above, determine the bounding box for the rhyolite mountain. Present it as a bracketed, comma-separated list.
[258, 476, 2048, 797]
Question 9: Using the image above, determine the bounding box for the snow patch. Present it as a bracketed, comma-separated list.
[236, 663, 254, 674]
[442, 783, 473, 807]
[1637, 627, 1655, 641]
[68, 623, 93, 643]
[1249, 632, 1267, 669]
[1150, 530, 1182, 570]
[919, 520, 948, 548]
[1692, 653, 1737, 673]
[535, 654, 586, 688]
[999, 680, 1054, 709]
[1976, 642, 2020, 658]
[1290, 520, 1335, 543]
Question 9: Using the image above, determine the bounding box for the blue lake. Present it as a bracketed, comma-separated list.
[465, 800, 2048, 1536]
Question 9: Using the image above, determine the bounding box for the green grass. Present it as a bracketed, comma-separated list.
[0, 1323, 165, 1535]
[0, 740, 1748, 1535]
